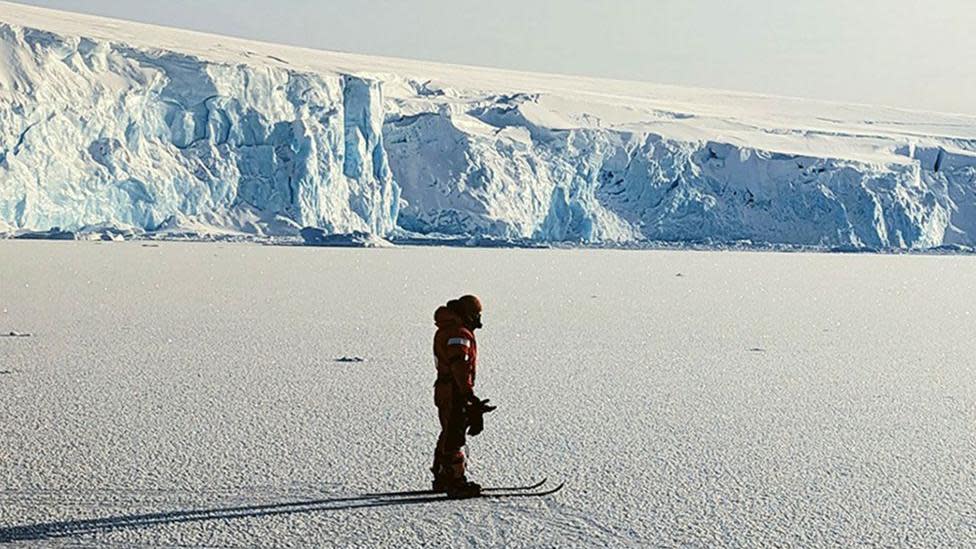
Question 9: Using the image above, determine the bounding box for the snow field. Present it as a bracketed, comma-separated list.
[1, 241, 975, 546]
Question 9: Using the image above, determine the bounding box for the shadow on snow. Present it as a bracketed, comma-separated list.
[0, 492, 451, 542]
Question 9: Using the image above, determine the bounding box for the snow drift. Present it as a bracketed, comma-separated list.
[1, 2, 975, 249]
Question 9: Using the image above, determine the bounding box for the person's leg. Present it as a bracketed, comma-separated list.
[432, 400, 465, 482]
[432, 386, 465, 489]
[442, 402, 481, 498]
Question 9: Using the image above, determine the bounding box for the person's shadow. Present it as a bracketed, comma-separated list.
[0, 491, 449, 543]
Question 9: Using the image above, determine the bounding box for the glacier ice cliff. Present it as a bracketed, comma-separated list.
[1, 3, 976, 249]
[0, 24, 398, 236]
[385, 97, 976, 248]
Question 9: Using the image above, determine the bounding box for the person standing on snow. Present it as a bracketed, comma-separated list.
[431, 295, 495, 498]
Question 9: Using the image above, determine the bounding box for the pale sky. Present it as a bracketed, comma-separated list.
[11, 0, 976, 115]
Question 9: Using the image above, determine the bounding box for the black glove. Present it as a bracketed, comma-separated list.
[465, 396, 497, 436]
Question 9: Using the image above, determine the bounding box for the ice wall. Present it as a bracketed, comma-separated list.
[2, 15, 975, 250]
[385, 102, 974, 248]
[0, 24, 399, 235]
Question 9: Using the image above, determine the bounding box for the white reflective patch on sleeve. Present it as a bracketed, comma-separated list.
[447, 338, 471, 347]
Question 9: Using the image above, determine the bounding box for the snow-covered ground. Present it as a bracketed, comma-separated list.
[1, 241, 974, 547]
[2, 2, 976, 248]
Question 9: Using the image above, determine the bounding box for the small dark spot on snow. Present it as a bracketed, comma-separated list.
[335, 356, 366, 363]
[141, 244, 160, 248]
[2, 331, 31, 338]
[0, 370, 11, 375]
[675, 273, 685, 278]
[748, 347, 766, 353]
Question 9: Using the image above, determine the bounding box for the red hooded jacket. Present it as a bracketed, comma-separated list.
[433, 305, 477, 400]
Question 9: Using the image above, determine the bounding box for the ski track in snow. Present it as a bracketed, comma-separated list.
[1, 241, 976, 547]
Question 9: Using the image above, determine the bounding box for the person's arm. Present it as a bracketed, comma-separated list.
[445, 336, 475, 399]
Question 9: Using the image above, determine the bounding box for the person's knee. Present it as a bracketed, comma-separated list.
[445, 429, 465, 451]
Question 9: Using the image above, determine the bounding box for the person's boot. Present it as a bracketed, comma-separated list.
[446, 477, 481, 499]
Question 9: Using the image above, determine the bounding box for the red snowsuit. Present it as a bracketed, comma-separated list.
[432, 305, 477, 482]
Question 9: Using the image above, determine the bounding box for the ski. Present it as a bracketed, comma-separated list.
[478, 482, 565, 499]
[484, 478, 549, 493]
[364, 478, 548, 498]
[366, 481, 564, 503]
